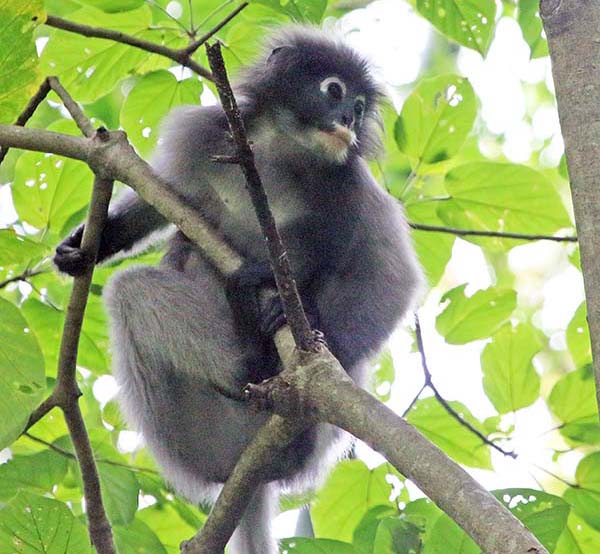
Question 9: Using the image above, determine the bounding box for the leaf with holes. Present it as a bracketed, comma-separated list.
[0, 491, 92, 553]
[0, 0, 45, 123]
[437, 162, 571, 246]
[416, 0, 496, 56]
[121, 70, 203, 156]
[395, 74, 476, 166]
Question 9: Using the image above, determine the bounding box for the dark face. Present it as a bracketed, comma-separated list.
[280, 74, 369, 164]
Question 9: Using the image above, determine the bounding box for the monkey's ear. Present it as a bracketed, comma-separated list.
[267, 45, 292, 63]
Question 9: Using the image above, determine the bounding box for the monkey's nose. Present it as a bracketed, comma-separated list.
[340, 113, 354, 129]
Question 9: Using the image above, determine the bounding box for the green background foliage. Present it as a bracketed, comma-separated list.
[0, 0, 598, 552]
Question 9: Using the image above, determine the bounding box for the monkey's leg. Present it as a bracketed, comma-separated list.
[104, 265, 269, 484]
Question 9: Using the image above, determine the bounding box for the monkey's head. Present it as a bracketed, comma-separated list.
[236, 26, 384, 165]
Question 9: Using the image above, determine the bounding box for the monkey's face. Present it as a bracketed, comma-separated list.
[280, 75, 369, 164]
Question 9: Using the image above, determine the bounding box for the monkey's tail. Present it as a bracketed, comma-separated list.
[228, 484, 278, 554]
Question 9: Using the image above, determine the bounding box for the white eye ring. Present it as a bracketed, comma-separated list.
[320, 77, 346, 98]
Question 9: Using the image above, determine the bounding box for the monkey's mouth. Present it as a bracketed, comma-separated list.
[318, 124, 355, 149]
[325, 124, 355, 146]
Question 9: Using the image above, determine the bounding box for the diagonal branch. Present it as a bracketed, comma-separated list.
[45, 14, 214, 80]
[0, 78, 50, 165]
[184, 2, 249, 55]
[47, 76, 94, 137]
[413, 314, 516, 459]
[205, 40, 317, 352]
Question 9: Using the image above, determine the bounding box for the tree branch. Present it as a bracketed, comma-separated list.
[183, 3, 249, 55]
[50, 170, 116, 554]
[205, 41, 317, 352]
[0, 78, 50, 165]
[413, 315, 516, 459]
[0, 118, 547, 554]
[541, 0, 600, 416]
[47, 76, 94, 137]
[0, 269, 45, 289]
[44, 14, 214, 81]
[409, 222, 577, 243]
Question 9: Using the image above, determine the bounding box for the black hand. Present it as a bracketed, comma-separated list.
[53, 226, 90, 276]
[259, 293, 320, 338]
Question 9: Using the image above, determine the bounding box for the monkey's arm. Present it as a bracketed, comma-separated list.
[54, 189, 168, 276]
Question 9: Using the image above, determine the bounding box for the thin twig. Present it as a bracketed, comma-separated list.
[24, 432, 160, 475]
[413, 314, 517, 459]
[47, 76, 95, 137]
[409, 222, 577, 243]
[0, 269, 45, 289]
[206, 41, 317, 352]
[0, 78, 50, 165]
[45, 14, 214, 81]
[183, 2, 248, 55]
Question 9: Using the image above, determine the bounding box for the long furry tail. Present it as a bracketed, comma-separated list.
[228, 484, 278, 554]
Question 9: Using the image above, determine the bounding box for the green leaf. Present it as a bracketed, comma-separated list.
[12, 121, 94, 232]
[517, 1, 548, 59]
[416, 0, 496, 56]
[137, 504, 198, 554]
[40, 6, 173, 102]
[556, 512, 600, 554]
[406, 397, 492, 469]
[121, 70, 203, 156]
[98, 462, 139, 526]
[0, 297, 45, 449]
[21, 297, 108, 376]
[76, 0, 144, 12]
[0, 491, 92, 553]
[423, 513, 478, 553]
[395, 75, 476, 166]
[0, 450, 68, 501]
[312, 460, 402, 542]
[352, 505, 398, 553]
[495, 489, 570, 552]
[549, 366, 598, 425]
[113, 518, 168, 554]
[370, 350, 395, 402]
[0, 0, 45, 123]
[438, 162, 571, 244]
[564, 453, 600, 532]
[373, 518, 422, 554]
[567, 302, 592, 368]
[0, 228, 48, 266]
[436, 284, 517, 344]
[280, 538, 357, 553]
[406, 200, 455, 287]
[481, 323, 541, 413]
[251, 0, 328, 23]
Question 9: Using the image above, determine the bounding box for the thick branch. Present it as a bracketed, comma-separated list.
[45, 14, 213, 81]
[0, 121, 546, 554]
[541, 0, 600, 415]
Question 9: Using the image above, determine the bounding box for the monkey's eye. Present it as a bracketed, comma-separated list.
[320, 77, 346, 101]
[354, 99, 365, 118]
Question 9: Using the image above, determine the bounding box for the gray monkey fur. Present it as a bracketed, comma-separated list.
[55, 25, 423, 553]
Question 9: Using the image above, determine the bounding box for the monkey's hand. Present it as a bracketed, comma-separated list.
[54, 226, 91, 276]
[260, 293, 320, 338]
